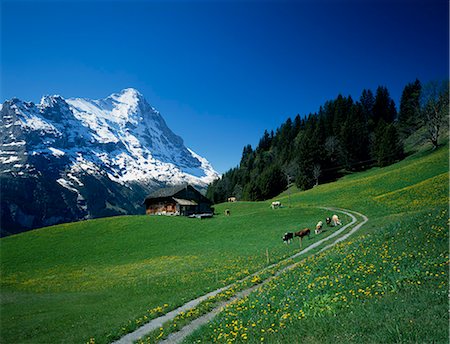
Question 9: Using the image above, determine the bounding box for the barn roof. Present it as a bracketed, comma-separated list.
[143, 184, 213, 208]
[146, 185, 190, 198]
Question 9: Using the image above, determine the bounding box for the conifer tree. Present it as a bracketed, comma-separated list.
[206, 82, 416, 203]
[373, 120, 403, 166]
[398, 79, 422, 137]
[360, 88, 375, 130]
[257, 130, 272, 151]
[340, 103, 370, 170]
[373, 86, 397, 124]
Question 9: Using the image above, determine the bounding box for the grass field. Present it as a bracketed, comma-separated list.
[186, 208, 448, 343]
[183, 145, 449, 343]
[1, 145, 448, 343]
[1, 201, 340, 343]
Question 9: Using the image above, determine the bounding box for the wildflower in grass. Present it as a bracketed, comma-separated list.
[183, 208, 448, 343]
[251, 275, 262, 284]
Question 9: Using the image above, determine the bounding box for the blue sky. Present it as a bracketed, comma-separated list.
[1, 0, 448, 173]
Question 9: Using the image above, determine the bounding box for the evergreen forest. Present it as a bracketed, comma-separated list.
[207, 80, 448, 203]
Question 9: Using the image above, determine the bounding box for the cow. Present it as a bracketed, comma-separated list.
[295, 228, 311, 248]
[227, 197, 236, 202]
[283, 228, 310, 245]
[315, 221, 323, 235]
[282, 232, 294, 244]
[225, 209, 230, 216]
[271, 201, 281, 209]
[295, 228, 311, 239]
[326, 217, 332, 226]
[332, 214, 341, 226]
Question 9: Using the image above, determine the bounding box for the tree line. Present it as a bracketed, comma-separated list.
[207, 80, 449, 203]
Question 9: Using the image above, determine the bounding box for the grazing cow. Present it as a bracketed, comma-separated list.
[271, 201, 281, 209]
[332, 214, 341, 226]
[282, 232, 294, 244]
[295, 228, 311, 248]
[295, 228, 311, 239]
[326, 217, 332, 226]
[225, 209, 230, 216]
[315, 221, 323, 235]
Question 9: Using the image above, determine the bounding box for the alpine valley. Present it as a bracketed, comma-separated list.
[0, 88, 219, 236]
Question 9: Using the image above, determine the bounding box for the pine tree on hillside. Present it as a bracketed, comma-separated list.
[293, 114, 302, 134]
[276, 118, 295, 163]
[398, 79, 422, 137]
[332, 95, 353, 134]
[257, 163, 287, 200]
[257, 130, 272, 152]
[373, 120, 404, 167]
[241, 145, 254, 166]
[240, 145, 254, 185]
[360, 88, 375, 130]
[340, 103, 370, 170]
[373, 86, 397, 124]
[294, 119, 322, 190]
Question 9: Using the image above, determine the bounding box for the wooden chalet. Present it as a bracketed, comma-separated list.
[144, 185, 213, 216]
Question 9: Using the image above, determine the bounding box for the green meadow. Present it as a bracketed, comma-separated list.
[1, 145, 448, 343]
[184, 145, 449, 343]
[1, 200, 337, 343]
[187, 208, 448, 343]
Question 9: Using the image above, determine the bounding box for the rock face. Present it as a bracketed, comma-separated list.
[0, 88, 219, 236]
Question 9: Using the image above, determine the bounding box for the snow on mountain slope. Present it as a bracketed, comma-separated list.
[64, 88, 217, 184]
[2, 88, 218, 185]
[0, 88, 220, 235]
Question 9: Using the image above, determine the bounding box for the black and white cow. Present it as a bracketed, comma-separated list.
[282, 232, 294, 244]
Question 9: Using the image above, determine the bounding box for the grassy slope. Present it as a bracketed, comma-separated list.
[1, 145, 448, 343]
[1, 201, 341, 343]
[186, 145, 449, 343]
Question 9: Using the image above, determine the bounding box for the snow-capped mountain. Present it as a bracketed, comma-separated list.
[0, 88, 219, 236]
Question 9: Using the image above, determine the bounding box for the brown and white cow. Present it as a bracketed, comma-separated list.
[332, 214, 341, 226]
[315, 221, 323, 234]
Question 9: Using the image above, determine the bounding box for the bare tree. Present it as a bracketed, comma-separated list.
[282, 161, 299, 181]
[313, 164, 321, 186]
[421, 80, 449, 149]
[282, 162, 298, 208]
[232, 184, 243, 201]
[325, 136, 342, 162]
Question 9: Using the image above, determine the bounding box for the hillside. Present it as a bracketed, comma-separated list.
[0, 145, 448, 343]
[185, 146, 449, 343]
[207, 80, 448, 204]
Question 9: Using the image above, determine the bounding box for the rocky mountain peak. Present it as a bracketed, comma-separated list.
[0, 88, 219, 236]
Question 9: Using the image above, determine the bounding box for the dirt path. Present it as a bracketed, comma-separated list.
[113, 207, 367, 344]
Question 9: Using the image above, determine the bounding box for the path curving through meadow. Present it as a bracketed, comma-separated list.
[113, 207, 368, 344]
